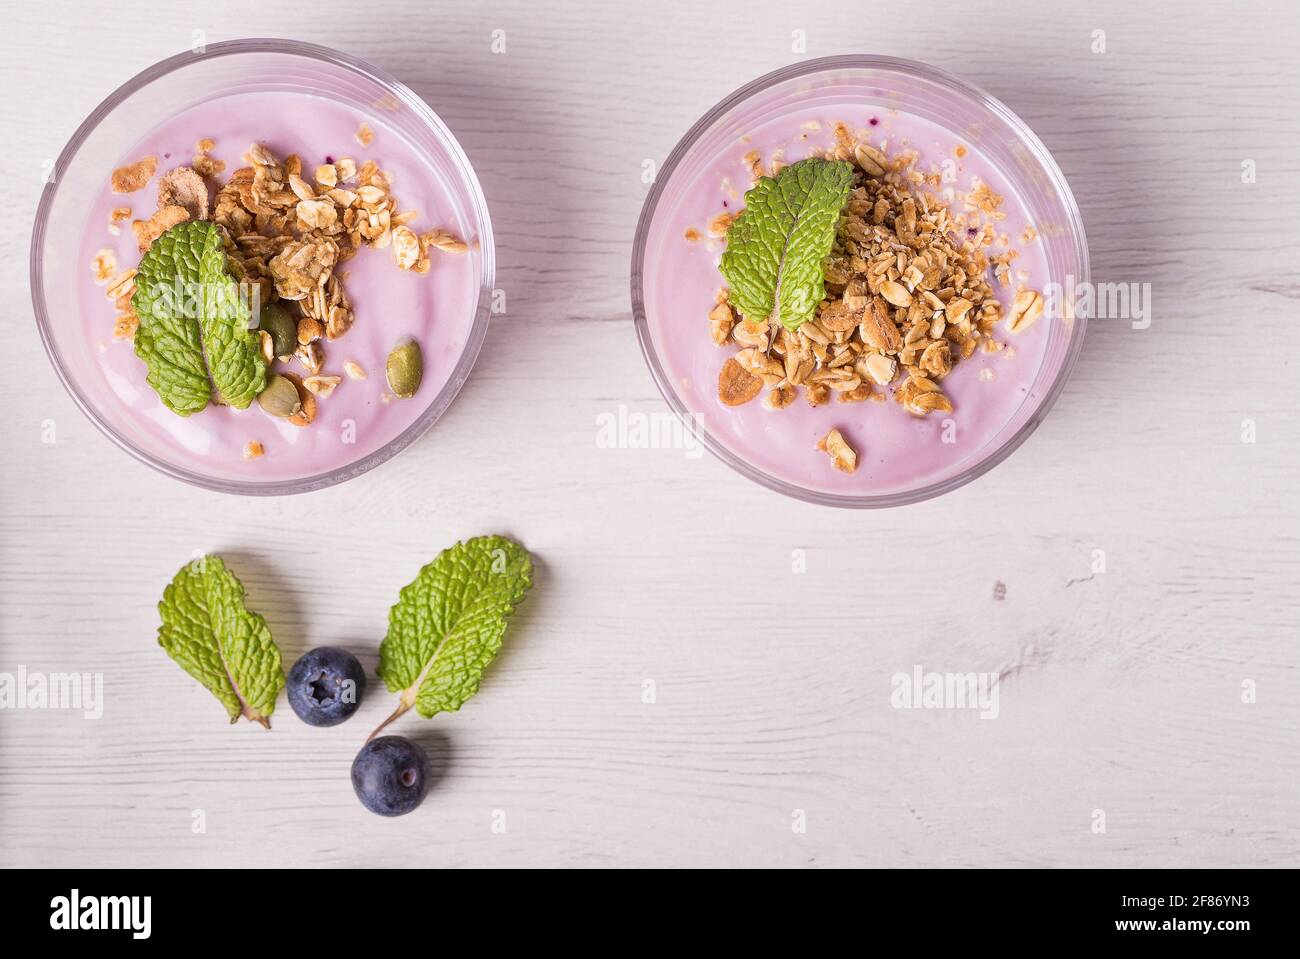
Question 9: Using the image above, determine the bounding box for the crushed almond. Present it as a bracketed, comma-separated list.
[420, 229, 468, 255]
[243, 440, 265, 461]
[816, 428, 858, 473]
[303, 374, 341, 397]
[344, 360, 367, 380]
[355, 122, 375, 147]
[717, 356, 763, 406]
[1005, 289, 1044, 333]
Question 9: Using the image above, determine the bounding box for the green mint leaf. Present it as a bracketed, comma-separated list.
[197, 232, 266, 409]
[719, 157, 854, 331]
[156, 555, 285, 728]
[377, 536, 533, 720]
[131, 221, 216, 415]
[132, 220, 267, 414]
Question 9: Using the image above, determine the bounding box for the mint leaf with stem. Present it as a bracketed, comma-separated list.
[156, 555, 284, 728]
[719, 156, 854, 331]
[371, 536, 533, 740]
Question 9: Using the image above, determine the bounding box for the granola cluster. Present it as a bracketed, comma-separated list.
[96, 129, 467, 444]
[708, 128, 1046, 473]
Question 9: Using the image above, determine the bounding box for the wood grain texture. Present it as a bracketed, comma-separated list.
[1, 0, 1297, 867]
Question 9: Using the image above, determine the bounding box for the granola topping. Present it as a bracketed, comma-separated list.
[705, 131, 1045, 470]
[111, 156, 157, 194]
[103, 126, 469, 454]
[817, 428, 858, 473]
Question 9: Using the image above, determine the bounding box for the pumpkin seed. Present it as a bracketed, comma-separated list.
[258, 303, 298, 358]
[257, 374, 302, 417]
[385, 339, 423, 399]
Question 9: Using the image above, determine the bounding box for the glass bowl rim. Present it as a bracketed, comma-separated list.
[30, 37, 496, 496]
[630, 54, 1090, 509]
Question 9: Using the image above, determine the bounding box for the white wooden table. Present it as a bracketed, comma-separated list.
[2, 0, 1297, 868]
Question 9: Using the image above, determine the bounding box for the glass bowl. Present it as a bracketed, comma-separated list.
[631, 56, 1088, 508]
[31, 38, 494, 495]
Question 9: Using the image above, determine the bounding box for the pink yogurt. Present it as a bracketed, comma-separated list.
[643, 106, 1054, 498]
[77, 91, 477, 485]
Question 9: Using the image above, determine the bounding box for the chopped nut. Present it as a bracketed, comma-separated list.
[731, 319, 769, 349]
[421, 229, 468, 255]
[733, 347, 783, 384]
[708, 300, 735, 345]
[392, 225, 421, 270]
[816, 428, 858, 473]
[243, 440, 265, 461]
[303, 374, 342, 397]
[344, 360, 367, 380]
[907, 389, 954, 416]
[111, 156, 157, 193]
[879, 280, 913, 308]
[1006, 289, 1044, 333]
[919, 340, 953, 378]
[764, 385, 797, 409]
[861, 352, 897, 386]
[355, 122, 375, 146]
[295, 341, 324, 375]
[315, 164, 338, 189]
[717, 357, 763, 406]
[297, 317, 324, 344]
[854, 144, 887, 177]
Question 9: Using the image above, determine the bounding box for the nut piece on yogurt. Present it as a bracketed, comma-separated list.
[817, 428, 858, 473]
[717, 356, 763, 407]
[1005, 289, 1044, 333]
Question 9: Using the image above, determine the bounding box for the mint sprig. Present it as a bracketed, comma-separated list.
[156, 555, 285, 728]
[719, 157, 854, 332]
[132, 220, 267, 415]
[372, 536, 533, 739]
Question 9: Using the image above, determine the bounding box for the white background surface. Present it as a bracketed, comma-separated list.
[1, 0, 1297, 868]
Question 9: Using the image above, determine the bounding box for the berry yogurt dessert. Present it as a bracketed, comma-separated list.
[35, 41, 493, 494]
[634, 58, 1087, 505]
[82, 93, 475, 483]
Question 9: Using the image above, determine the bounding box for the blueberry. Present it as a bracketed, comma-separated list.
[286, 647, 367, 727]
[351, 736, 430, 817]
